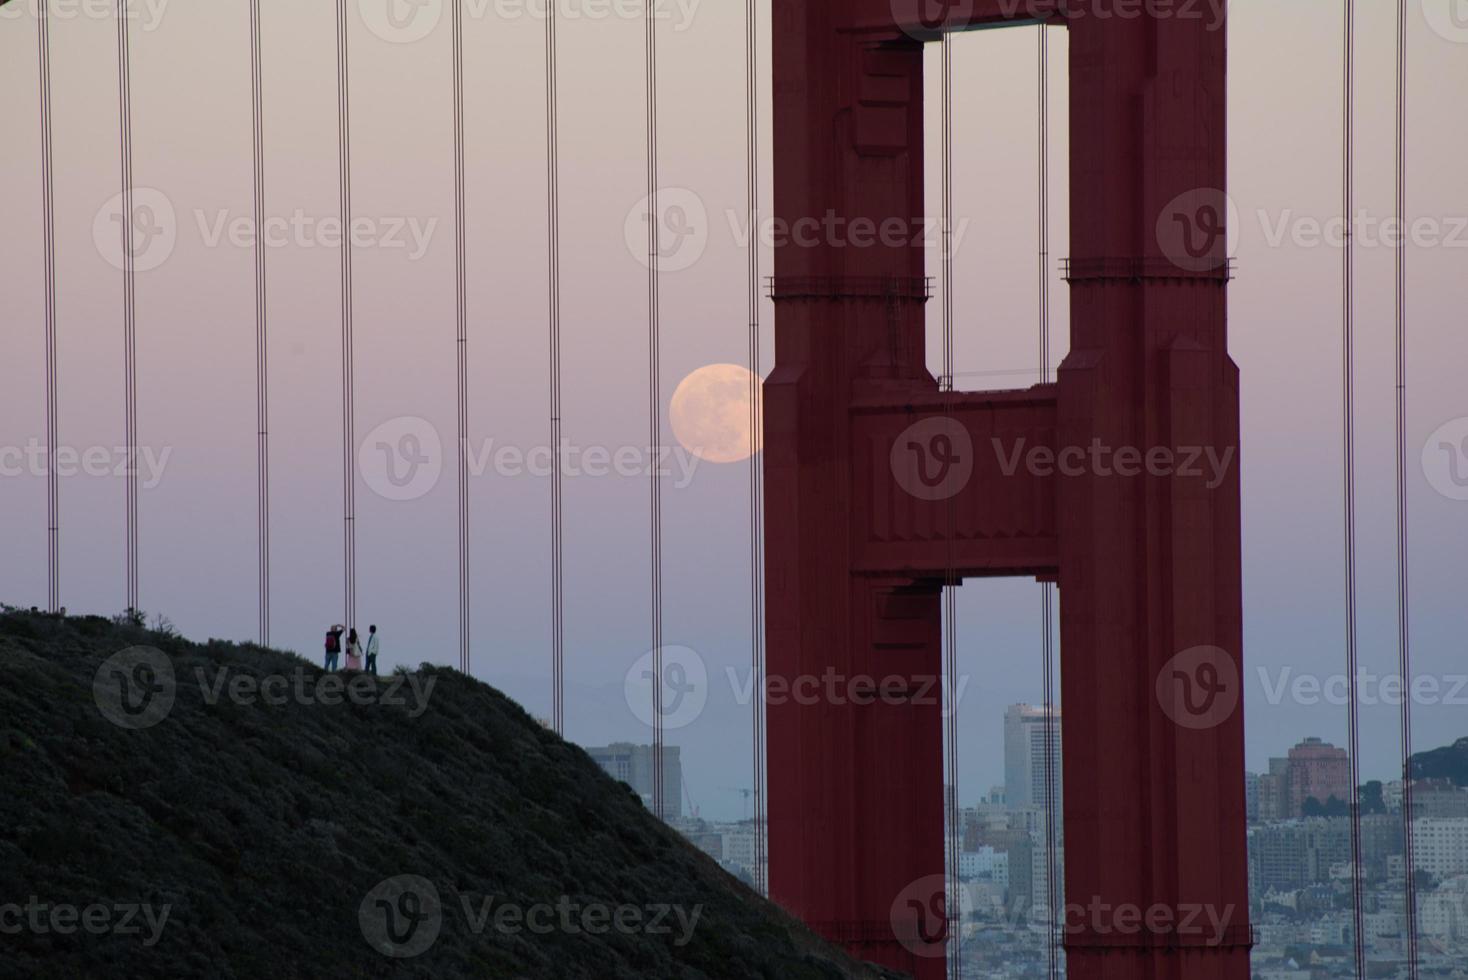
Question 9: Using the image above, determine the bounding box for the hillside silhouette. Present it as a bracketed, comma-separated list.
[0, 609, 906, 980]
[1412, 735, 1468, 786]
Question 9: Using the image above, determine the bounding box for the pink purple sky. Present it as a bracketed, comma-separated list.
[2, 0, 1466, 819]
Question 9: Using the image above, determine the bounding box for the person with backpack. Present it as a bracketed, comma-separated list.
[345, 628, 363, 672]
[364, 624, 380, 676]
[324, 624, 344, 672]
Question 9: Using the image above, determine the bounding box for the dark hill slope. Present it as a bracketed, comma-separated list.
[1411, 736, 1468, 786]
[0, 610, 902, 980]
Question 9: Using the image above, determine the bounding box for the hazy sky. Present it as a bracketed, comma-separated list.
[2, 0, 1466, 821]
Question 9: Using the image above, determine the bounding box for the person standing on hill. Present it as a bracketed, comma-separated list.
[364, 625, 380, 676]
[345, 628, 363, 672]
[324, 624, 344, 672]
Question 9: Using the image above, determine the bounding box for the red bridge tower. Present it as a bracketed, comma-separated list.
[764, 2, 1251, 978]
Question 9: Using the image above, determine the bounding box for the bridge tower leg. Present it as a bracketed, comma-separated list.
[764, 4, 945, 977]
[1057, 11, 1251, 980]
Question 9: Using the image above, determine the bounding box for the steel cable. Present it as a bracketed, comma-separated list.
[1341, 2, 1367, 971]
[115, 0, 140, 614]
[334, 0, 358, 631]
[38, 0, 60, 612]
[248, 0, 271, 645]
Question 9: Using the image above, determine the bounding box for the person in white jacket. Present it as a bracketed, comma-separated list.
[365, 624, 380, 676]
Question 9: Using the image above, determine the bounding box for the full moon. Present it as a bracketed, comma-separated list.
[669, 364, 763, 464]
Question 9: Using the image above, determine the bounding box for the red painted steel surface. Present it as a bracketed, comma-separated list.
[765, 2, 1250, 977]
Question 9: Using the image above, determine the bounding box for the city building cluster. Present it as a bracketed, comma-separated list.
[587, 723, 1468, 978]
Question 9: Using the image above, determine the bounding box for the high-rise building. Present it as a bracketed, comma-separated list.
[1004, 704, 1062, 810]
[1410, 782, 1468, 819]
[1421, 877, 1468, 948]
[1247, 819, 1352, 893]
[1244, 771, 1261, 823]
[584, 743, 683, 821]
[959, 846, 1009, 884]
[1256, 738, 1352, 819]
[719, 824, 767, 891]
[1415, 818, 1468, 880]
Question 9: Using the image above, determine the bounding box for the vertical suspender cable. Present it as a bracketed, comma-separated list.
[1341, 2, 1367, 973]
[544, 0, 565, 734]
[115, 0, 140, 615]
[451, 0, 471, 676]
[939, 29, 962, 980]
[1038, 24, 1060, 980]
[38, 0, 60, 613]
[335, 0, 358, 632]
[645, 0, 666, 822]
[1393, 2, 1418, 975]
[744, 0, 767, 894]
[248, 0, 271, 645]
